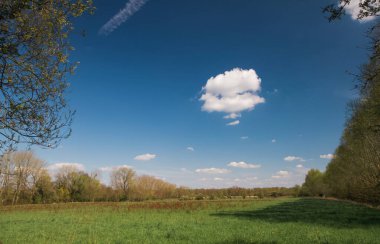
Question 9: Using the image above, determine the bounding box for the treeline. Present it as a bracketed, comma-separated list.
[0, 151, 300, 205]
[301, 27, 380, 205]
[0, 151, 177, 205]
[181, 186, 300, 200]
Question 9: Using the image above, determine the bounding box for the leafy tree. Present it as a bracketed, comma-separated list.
[55, 166, 101, 202]
[0, 0, 93, 152]
[301, 169, 328, 197]
[33, 169, 56, 203]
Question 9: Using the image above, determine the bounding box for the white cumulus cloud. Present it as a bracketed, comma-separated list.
[320, 154, 335, 159]
[284, 156, 305, 162]
[99, 0, 149, 35]
[134, 153, 156, 161]
[200, 68, 265, 122]
[195, 168, 230, 174]
[227, 161, 261, 169]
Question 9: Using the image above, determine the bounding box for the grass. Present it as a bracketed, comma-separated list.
[1, 198, 380, 243]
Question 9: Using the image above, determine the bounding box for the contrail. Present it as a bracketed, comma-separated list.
[99, 0, 149, 36]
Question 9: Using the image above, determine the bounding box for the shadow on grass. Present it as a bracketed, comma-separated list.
[216, 239, 277, 244]
[215, 239, 276, 244]
[211, 198, 380, 228]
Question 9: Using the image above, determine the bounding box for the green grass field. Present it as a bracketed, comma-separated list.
[1, 198, 380, 243]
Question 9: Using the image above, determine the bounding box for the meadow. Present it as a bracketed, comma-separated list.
[1, 198, 380, 244]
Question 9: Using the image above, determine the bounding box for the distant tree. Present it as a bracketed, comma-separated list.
[0, 0, 94, 152]
[33, 169, 56, 203]
[55, 166, 101, 202]
[111, 167, 136, 200]
[0, 151, 44, 204]
[301, 169, 329, 197]
[131, 175, 176, 201]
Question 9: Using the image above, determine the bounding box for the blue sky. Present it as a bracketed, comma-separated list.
[36, 0, 374, 188]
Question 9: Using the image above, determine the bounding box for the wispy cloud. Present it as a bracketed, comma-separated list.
[134, 153, 156, 161]
[214, 177, 224, 181]
[227, 161, 261, 169]
[195, 168, 230, 174]
[47, 162, 85, 171]
[99, 165, 132, 172]
[187, 147, 195, 152]
[284, 156, 305, 162]
[99, 0, 149, 36]
[227, 120, 240, 126]
[271, 170, 289, 179]
[223, 113, 241, 119]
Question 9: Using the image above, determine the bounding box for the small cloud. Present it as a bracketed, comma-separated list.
[284, 156, 305, 162]
[195, 168, 230, 174]
[320, 154, 335, 159]
[240, 136, 249, 140]
[227, 161, 261, 169]
[223, 113, 241, 119]
[271, 139, 276, 143]
[187, 147, 195, 152]
[214, 177, 223, 181]
[296, 164, 303, 168]
[278, 170, 289, 175]
[134, 153, 156, 161]
[272, 170, 289, 179]
[227, 120, 240, 126]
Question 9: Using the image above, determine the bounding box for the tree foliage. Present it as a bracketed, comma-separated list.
[301, 169, 329, 197]
[304, 4, 380, 204]
[324, 28, 380, 203]
[324, 0, 380, 21]
[0, 0, 93, 152]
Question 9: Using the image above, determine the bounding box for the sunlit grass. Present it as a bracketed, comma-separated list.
[1, 198, 379, 243]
